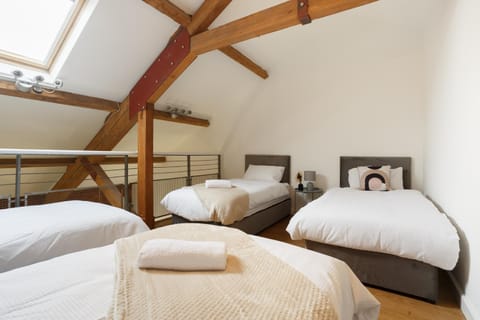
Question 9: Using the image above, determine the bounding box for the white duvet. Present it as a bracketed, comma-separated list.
[0, 200, 148, 272]
[0, 236, 379, 320]
[287, 188, 459, 270]
[161, 179, 290, 223]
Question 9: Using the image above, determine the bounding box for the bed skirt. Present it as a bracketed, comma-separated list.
[172, 198, 291, 235]
[305, 240, 439, 303]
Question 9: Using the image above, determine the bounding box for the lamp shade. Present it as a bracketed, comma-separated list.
[304, 170, 316, 182]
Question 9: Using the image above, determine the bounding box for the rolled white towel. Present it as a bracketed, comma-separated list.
[137, 239, 227, 271]
[205, 179, 232, 188]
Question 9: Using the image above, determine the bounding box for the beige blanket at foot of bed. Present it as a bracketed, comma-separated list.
[108, 224, 337, 320]
[193, 184, 249, 225]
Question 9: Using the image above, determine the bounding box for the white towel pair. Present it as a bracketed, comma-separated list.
[205, 179, 232, 188]
[137, 239, 227, 271]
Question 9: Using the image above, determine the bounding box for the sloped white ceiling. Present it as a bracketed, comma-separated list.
[58, 0, 178, 101]
[0, 0, 442, 154]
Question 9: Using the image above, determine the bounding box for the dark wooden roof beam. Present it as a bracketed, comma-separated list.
[0, 80, 119, 112]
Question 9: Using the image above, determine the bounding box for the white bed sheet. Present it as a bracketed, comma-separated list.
[0, 236, 380, 320]
[0, 200, 149, 272]
[287, 188, 459, 270]
[161, 179, 290, 223]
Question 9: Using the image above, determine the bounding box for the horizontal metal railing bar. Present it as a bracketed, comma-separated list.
[0, 175, 217, 188]
[151, 177, 187, 182]
[0, 150, 218, 159]
[194, 173, 219, 176]
[190, 164, 218, 168]
[0, 171, 67, 176]
[98, 174, 137, 179]
[0, 180, 59, 186]
[0, 173, 218, 187]
[190, 159, 219, 163]
[156, 160, 187, 163]
[23, 185, 125, 197]
[153, 152, 219, 157]
[150, 162, 218, 169]
[191, 160, 218, 163]
[152, 164, 189, 169]
[130, 173, 217, 185]
[0, 148, 137, 157]
[152, 170, 188, 175]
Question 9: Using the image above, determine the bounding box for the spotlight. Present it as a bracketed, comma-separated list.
[15, 79, 33, 92]
[164, 104, 193, 118]
[0, 70, 63, 94]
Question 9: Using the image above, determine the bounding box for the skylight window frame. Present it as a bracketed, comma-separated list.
[0, 0, 85, 71]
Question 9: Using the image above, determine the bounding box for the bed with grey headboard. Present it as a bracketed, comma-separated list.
[305, 156, 439, 303]
[172, 154, 291, 235]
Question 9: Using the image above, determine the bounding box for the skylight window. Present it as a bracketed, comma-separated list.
[0, 0, 84, 70]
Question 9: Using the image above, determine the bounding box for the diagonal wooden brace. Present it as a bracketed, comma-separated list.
[129, 27, 191, 119]
[79, 157, 123, 208]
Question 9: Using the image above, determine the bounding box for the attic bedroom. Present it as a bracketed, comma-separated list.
[0, 0, 478, 319]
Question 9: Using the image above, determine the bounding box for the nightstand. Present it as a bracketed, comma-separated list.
[294, 187, 323, 212]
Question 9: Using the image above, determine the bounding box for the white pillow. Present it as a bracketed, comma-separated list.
[243, 165, 285, 182]
[348, 168, 360, 189]
[348, 166, 404, 190]
[390, 167, 404, 190]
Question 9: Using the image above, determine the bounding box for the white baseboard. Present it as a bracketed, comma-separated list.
[448, 272, 479, 320]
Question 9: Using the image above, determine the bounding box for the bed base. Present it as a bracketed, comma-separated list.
[305, 240, 438, 303]
[172, 198, 291, 235]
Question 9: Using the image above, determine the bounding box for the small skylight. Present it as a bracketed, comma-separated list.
[0, 0, 84, 70]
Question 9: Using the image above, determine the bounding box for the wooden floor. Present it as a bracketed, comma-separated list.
[259, 217, 465, 320]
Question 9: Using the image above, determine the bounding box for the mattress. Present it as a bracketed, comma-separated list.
[0, 235, 380, 320]
[161, 179, 290, 223]
[287, 188, 460, 270]
[0, 200, 149, 272]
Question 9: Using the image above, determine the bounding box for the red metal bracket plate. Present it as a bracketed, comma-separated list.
[129, 27, 190, 119]
[297, 0, 311, 25]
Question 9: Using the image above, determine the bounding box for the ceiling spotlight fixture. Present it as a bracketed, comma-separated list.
[0, 70, 63, 94]
[15, 78, 33, 93]
[165, 105, 192, 119]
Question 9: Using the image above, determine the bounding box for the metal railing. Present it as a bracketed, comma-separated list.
[0, 149, 135, 210]
[130, 153, 221, 218]
[0, 149, 221, 219]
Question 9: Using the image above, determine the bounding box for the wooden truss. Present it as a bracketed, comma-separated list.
[9, 0, 378, 227]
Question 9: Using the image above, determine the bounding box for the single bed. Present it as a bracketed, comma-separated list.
[0, 225, 380, 320]
[287, 156, 460, 302]
[0, 200, 148, 272]
[165, 154, 292, 234]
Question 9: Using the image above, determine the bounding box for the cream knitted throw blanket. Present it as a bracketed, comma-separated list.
[193, 184, 249, 225]
[108, 224, 337, 320]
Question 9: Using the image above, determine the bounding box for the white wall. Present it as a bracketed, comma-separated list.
[424, 1, 480, 318]
[221, 2, 427, 190]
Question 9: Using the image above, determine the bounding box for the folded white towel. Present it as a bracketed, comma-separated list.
[137, 239, 227, 271]
[205, 179, 232, 188]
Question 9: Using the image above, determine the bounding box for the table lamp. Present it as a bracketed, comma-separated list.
[304, 170, 316, 191]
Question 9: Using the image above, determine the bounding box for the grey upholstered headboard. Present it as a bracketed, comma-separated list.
[245, 154, 291, 184]
[340, 156, 412, 189]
